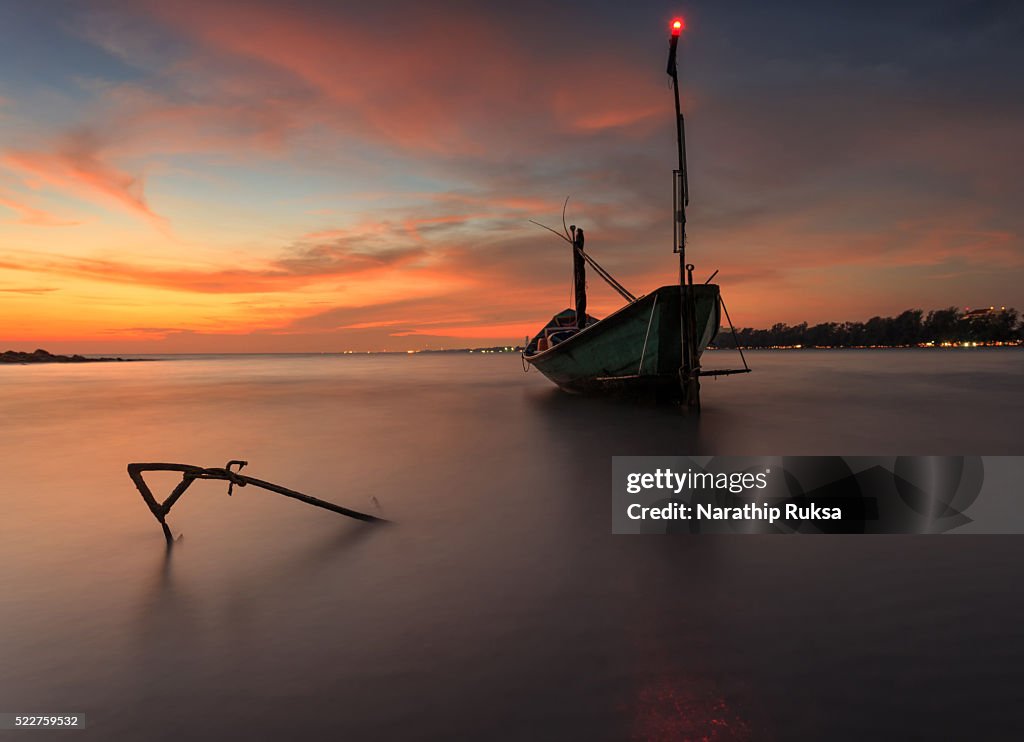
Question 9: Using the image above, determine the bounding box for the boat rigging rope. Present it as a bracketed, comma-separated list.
[719, 295, 750, 372]
[528, 220, 637, 304]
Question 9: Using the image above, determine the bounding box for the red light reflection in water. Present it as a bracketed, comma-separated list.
[625, 677, 752, 741]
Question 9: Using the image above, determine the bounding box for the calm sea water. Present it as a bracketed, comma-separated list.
[1, 350, 1023, 740]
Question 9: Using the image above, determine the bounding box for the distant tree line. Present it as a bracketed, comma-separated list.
[713, 307, 1023, 348]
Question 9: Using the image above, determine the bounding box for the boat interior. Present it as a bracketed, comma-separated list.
[523, 309, 597, 356]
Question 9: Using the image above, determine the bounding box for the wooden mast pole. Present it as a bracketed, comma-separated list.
[667, 18, 700, 409]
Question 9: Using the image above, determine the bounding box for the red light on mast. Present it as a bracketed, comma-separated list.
[671, 18, 684, 36]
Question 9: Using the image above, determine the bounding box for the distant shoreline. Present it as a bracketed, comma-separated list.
[0, 349, 145, 364]
[3, 344, 1020, 363]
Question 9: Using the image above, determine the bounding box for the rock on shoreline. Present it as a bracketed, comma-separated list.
[0, 348, 133, 364]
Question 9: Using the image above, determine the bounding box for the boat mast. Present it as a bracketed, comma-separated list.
[667, 17, 700, 409]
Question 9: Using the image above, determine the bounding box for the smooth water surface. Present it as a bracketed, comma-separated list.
[1, 350, 1023, 740]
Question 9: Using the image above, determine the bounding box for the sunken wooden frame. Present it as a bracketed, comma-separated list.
[128, 460, 385, 545]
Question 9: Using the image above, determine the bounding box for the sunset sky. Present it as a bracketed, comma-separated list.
[1, 0, 1021, 352]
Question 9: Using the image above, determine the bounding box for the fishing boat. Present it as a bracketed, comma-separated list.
[522, 18, 749, 409]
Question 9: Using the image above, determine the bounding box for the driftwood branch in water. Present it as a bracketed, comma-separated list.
[128, 460, 387, 546]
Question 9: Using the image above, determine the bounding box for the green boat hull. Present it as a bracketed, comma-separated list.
[523, 284, 721, 396]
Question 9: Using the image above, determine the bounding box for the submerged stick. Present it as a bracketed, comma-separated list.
[128, 461, 387, 546]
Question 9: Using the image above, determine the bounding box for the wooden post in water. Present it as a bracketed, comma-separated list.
[686, 263, 701, 412]
[571, 226, 587, 327]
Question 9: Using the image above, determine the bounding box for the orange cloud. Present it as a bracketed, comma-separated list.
[391, 321, 539, 339]
[3, 129, 165, 227]
[132, 0, 666, 157]
[0, 286, 58, 294]
[0, 242, 433, 295]
[0, 192, 79, 226]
